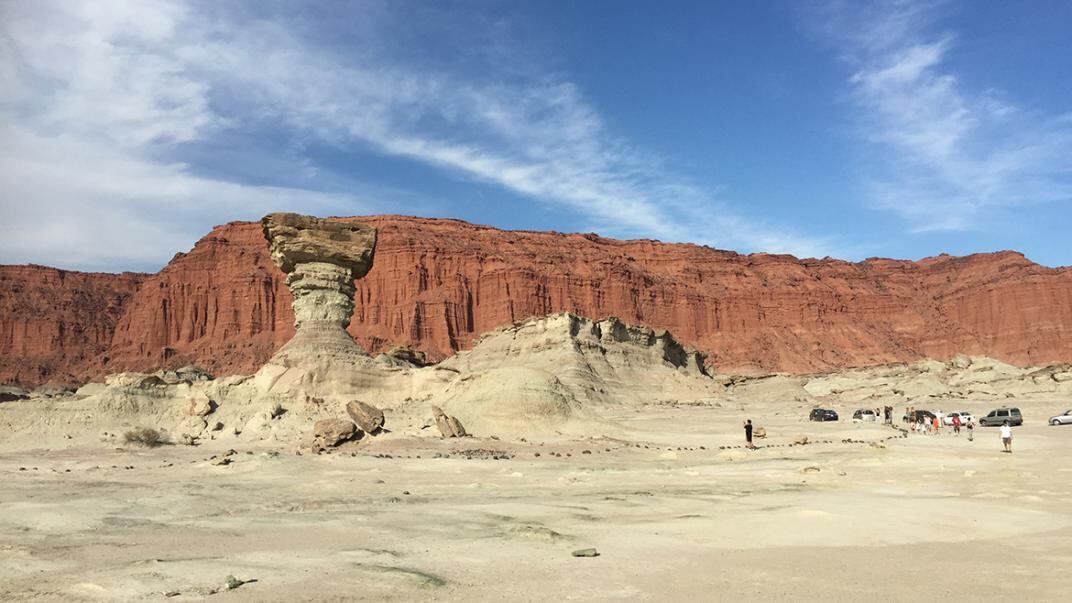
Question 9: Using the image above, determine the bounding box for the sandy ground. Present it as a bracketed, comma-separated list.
[2, 399, 1070, 602]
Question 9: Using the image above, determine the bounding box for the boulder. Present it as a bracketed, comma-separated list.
[794, 435, 809, 445]
[386, 345, 428, 367]
[430, 405, 467, 438]
[0, 385, 30, 402]
[33, 382, 77, 397]
[176, 365, 214, 382]
[103, 373, 166, 388]
[345, 400, 384, 433]
[157, 370, 183, 385]
[753, 426, 767, 439]
[312, 418, 357, 448]
[186, 393, 216, 417]
[447, 416, 467, 437]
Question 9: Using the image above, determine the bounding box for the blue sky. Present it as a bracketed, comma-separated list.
[1, 0, 1070, 271]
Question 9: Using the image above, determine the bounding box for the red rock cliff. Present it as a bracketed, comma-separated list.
[0, 265, 146, 385]
[3, 216, 1072, 386]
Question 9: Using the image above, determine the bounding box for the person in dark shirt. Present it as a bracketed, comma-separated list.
[744, 419, 754, 449]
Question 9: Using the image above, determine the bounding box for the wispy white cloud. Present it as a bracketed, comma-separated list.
[1, 0, 831, 271]
[819, 0, 1072, 231]
[0, 1, 369, 270]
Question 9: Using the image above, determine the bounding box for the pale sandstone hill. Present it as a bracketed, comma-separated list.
[2, 314, 1070, 450]
[726, 355, 1072, 409]
[0, 314, 717, 444]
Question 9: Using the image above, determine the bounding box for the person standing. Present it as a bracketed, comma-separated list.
[1000, 420, 1013, 453]
[967, 419, 974, 441]
[744, 419, 755, 449]
[952, 413, 961, 436]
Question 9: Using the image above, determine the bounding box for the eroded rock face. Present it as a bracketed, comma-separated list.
[0, 265, 145, 386]
[5, 216, 1072, 386]
[261, 213, 377, 358]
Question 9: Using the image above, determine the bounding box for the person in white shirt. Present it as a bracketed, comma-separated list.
[1000, 421, 1013, 453]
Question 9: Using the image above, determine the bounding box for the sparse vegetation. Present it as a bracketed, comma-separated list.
[123, 427, 167, 448]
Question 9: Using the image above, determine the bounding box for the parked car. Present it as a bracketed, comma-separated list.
[852, 409, 878, 422]
[903, 409, 936, 423]
[979, 407, 1023, 427]
[942, 412, 975, 426]
[1049, 410, 1072, 426]
[809, 408, 839, 422]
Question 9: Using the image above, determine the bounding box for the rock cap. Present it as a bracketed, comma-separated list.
[261, 213, 376, 276]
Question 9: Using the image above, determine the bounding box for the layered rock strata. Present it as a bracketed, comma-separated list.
[0, 265, 146, 385]
[3, 216, 1072, 386]
[260, 213, 376, 359]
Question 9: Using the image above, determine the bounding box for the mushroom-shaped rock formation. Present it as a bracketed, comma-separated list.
[261, 213, 377, 359]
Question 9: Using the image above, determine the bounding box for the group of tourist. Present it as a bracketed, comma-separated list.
[903, 406, 974, 440]
[740, 406, 1015, 453]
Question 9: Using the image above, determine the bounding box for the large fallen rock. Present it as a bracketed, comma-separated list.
[431, 405, 467, 438]
[312, 418, 357, 448]
[345, 400, 384, 433]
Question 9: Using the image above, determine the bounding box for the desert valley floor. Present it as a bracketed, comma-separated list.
[3, 398, 1070, 602]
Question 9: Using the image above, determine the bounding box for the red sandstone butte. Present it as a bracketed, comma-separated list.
[2, 215, 1071, 386]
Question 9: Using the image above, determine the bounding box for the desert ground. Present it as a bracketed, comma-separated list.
[2, 396, 1070, 602]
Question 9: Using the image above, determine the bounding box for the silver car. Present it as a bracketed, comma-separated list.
[1049, 410, 1072, 426]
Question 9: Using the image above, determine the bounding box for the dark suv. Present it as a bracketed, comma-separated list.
[979, 407, 1023, 427]
[903, 409, 937, 423]
[809, 408, 839, 422]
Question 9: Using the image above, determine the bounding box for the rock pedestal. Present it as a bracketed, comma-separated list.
[261, 213, 377, 360]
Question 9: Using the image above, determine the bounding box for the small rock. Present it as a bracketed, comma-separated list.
[794, 436, 809, 445]
[801, 465, 821, 473]
[571, 548, 600, 558]
[224, 575, 248, 590]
